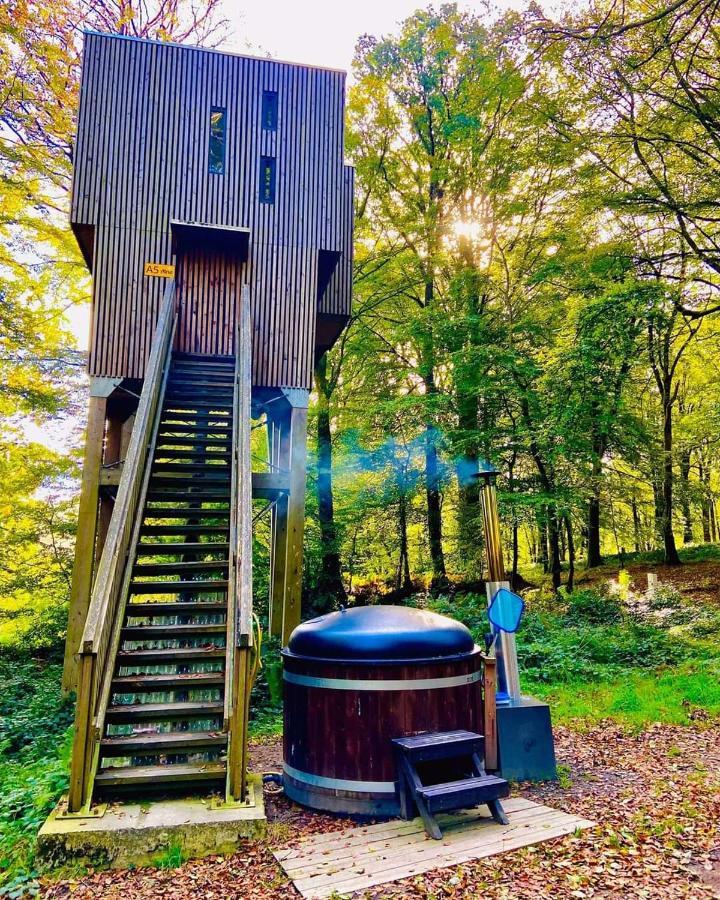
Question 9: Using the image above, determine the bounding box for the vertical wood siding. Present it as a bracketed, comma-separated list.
[73, 32, 352, 387]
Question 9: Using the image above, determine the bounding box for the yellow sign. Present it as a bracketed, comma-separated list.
[144, 262, 175, 278]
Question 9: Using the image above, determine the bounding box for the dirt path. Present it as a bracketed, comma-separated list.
[41, 723, 720, 899]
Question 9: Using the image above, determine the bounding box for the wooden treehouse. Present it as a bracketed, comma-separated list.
[62, 32, 353, 813]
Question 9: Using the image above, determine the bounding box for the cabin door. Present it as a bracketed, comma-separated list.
[175, 247, 244, 356]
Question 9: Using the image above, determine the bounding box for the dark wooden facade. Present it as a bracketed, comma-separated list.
[72, 31, 353, 389]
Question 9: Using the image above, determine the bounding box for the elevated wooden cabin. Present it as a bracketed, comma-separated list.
[62, 32, 353, 813]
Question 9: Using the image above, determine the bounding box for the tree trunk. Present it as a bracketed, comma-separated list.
[586, 455, 603, 567]
[315, 355, 346, 606]
[680, 450, 693, 544]
[548, 506, 562, 592]
[652, 473, 664, 550]
[699, 458, 712, 542]
[564, 513, 575, 594]
[631, 496, 641, 554]
[661, 381, 681, 565]
[425, 422, 446, 588]
[396, 493, 412, 592]
[538, 509, 549, 574]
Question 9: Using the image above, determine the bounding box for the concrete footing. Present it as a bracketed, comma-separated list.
[37, 774, 266, 870]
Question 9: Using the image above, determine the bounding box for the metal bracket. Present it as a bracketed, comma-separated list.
[56, 796, 108, 820]
[210, 781, 257, 811]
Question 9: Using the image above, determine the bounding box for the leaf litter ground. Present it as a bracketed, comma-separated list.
[41, 721, 720, 899]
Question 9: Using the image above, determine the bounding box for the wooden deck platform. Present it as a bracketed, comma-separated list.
[274, 797, 595, 899]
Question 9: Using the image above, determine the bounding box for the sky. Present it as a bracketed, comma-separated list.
[221, 0, 529, 76]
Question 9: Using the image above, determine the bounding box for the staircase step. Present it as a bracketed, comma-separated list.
[173, 352, 234, 363]
[140, 525, 229, 536]
[167, 382, 235, 397]
[145, 490, 230, 502]
[117, 647, 226, 664]
[160, 404, 232, 426]
[95, 762, 226, 788]
[134, 560, 228, 577]
[393, 730, 484, 763]
[157, 430, 231, 441]
[129, 579, 228, 594]
[121, 623, 226, 639]
[153, 451, 231, 462]
[151, 472, 230, 485]
[164, 404, 233, 416]
[142, 508, 230, 520]
[111, 672, 226, 691]
[100, 731, 226, 756]
[126, 600, 227, 615]
[417, 775, 509, 814]
[153, 462, 230, 473]
[105, 702, 224, 723]
[135, 543, 230, 556]
[166, 392, 234, 404]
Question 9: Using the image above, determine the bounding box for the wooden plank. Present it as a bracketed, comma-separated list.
[483, 655, 498, 771]
[284, 805, 573, 878]
[62, 395, 107, 694]
[274, 801, 595, 899]
[275, 798, 541, 861]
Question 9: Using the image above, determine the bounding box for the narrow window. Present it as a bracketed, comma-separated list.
[262, 90, 278, 131]
[259, 156, 276, 204]
[208, 107, 226, 175]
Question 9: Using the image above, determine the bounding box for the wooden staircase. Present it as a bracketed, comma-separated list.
[95, 354, 234, 797]
[67, 283, 256, 812]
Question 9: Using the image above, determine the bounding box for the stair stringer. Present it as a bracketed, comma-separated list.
[84, 352, 173, 806]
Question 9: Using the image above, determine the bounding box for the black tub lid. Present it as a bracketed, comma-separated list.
[285, 605, 475, 662]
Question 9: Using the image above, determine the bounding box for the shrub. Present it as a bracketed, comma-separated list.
[563, 587, 624, 626]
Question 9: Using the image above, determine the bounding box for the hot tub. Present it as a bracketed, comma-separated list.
[282, 605, 485, 815]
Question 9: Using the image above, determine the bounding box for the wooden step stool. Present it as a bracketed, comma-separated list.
[393, 730, 510, 840]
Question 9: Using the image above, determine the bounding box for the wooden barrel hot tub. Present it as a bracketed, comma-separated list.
[282, 606, 486, 815]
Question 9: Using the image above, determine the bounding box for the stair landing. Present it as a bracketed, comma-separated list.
[38, 775, 266, 870]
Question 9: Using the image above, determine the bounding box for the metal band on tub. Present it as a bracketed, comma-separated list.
[282, 670, 482, 691]
[283, 763, 396, 793]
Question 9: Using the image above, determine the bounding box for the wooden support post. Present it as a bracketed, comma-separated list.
[268, 412, 291, 639]
[227, 647, 252, 801]
[483, 655, 498, 772]
[62, 395, 107, 694]
[95, 410, 124, 568]
[283, 402, 308, 645]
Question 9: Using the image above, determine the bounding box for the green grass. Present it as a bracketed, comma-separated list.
[529, 662, 720, 729]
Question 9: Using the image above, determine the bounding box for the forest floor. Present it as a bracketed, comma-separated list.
[41, 722, 720, 900]
[575, 554, 720, 608]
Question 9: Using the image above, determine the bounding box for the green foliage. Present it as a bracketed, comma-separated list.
[427, 586, 716, 685]
[0, 660, 72, 889]
[563, 587, 624, 626]
[153, 843, 187, 870]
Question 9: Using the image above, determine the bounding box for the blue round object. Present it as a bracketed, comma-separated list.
[285, 605, 475, 662]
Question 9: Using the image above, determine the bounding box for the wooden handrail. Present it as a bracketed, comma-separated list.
[67, 281, 177, 812]
[226, 284, 254, 801]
